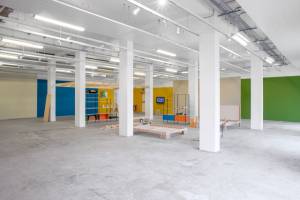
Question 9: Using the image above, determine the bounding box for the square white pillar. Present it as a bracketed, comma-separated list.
[145, 65, 153, 120]
[114, 89, 119, 109]
[119, 40, 134, 137]
[188, 66, 199, 117]
[47, 60, 56, 122]
[75, 51, 86, 128]
[199, 30, 220, 153]
[251, 55, 264, 130]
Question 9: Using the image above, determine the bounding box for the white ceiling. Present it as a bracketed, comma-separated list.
[0, 0, 299, 80]
[236, 0, 300, 67]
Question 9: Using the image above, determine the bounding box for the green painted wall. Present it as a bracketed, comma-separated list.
[241, 76, 300, 122]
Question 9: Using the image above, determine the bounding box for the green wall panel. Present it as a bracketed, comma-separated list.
[241, 76, 300, 122]
[241, 79, 251, 119]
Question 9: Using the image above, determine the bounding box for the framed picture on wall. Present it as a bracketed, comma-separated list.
[100, 90, 108, 98]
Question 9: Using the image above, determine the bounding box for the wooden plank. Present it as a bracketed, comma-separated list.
[43, 94, 51, 122]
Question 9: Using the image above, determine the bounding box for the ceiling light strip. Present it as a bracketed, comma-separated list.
[1, 38, 43, 49]
[34, 15, 85, 32]
[219, 45, 242, 58]
[156, 49, 176, 57]
[0, 48, 74, 61]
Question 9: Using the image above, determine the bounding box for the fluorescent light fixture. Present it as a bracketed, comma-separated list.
[0, 50, 47, 59]
[22, 54, 47, 59]
[273, 62, 280, 66]
[232, 33, 249, 47]
[133, 7, 141, 15]
[86, 65, 98, 69]
[0, 50, 22, 55]
[265, 56, 275, 64]
[165, 68, 178, 73]
[34, 15, 85, 32]
[88, 72, 106, 77]
[2, 38, 44, 49]
[220, 45, 242, 58]
[221, 68, 226, 71]
[134, 72, 146, 76]
[0, 53, 19, 59]
[101, 65, 117, 69]
[109, 57, 120, 63]
[56, 69, 72, 73]
[156, 49, 176, 57]
[158, 0, 168, 7]
[236, 33, 250, 43]
[176, 27, 181, 34]
[181, 71, 188, 74]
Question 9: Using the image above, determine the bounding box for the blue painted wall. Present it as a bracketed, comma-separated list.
[37, 79, 75, 117]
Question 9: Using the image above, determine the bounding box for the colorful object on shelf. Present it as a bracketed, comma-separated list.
[175, 115, 189, 123]
[163, 114, 175, 121]
[100, 90, 108, 98]
[99, 113, 109, 120]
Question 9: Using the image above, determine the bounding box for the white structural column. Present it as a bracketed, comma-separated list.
[119, 40, 134, 137]
[199, 29, 220, 152]
[114, 89, 119, 109]
[75, 51, 86, 128]
[188, 66, 199, 117]
[251, 55, 264, 130]
[145, 65, 153, 120]
[47, 60, 56, 122]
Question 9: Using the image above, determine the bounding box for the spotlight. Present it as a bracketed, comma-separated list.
[158, 0, 168, 7]
[133, 7, 141, 15]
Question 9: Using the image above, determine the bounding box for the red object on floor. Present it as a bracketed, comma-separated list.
[175, 115, 189, 123]
[100, 113, 109, 120]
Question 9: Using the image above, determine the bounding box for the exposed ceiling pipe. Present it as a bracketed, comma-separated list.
[206, 0, 289, 66]
[168, 0, 269, 65]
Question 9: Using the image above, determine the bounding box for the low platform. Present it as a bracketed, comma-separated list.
[134, 124, 187, 139]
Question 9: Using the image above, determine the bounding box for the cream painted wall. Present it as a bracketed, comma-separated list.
[0, 74, 37, 120]
[173, 77, 241, 114]
[173, 80, 189, 114]
[220, 77, 241, 105]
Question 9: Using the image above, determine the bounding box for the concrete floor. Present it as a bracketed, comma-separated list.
[0, 118, 300, 200]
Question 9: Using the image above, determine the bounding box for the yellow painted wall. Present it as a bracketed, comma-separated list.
[134, 88, 144, 112]
[98, 89, 114, 114]
[0, 74, 37, 120]
[133, 87, 174, 115]
[154, 87, 173, 115]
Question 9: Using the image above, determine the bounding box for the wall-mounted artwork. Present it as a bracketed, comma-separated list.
[100, 90, 108, 98]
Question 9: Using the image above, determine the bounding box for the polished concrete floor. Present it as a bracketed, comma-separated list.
[0, 118, 300, 200]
